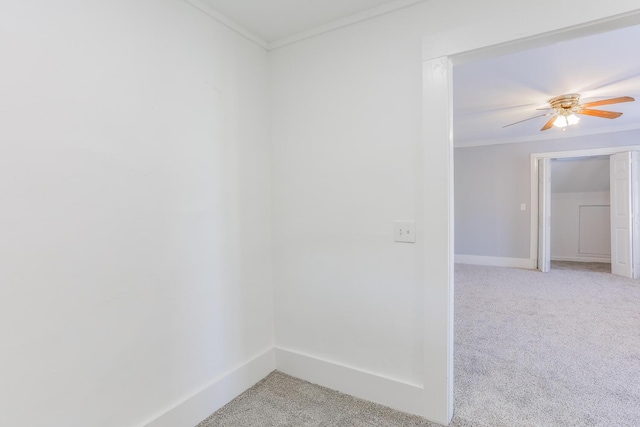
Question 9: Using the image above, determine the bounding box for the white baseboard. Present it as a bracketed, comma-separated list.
[143, 348, 276, 427]
[455, 254, 536, 269]
[551, 256, 611, 263]
[275, 347, 425, 417]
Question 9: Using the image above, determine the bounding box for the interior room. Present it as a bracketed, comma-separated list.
[454, 23, 640, 271]
[451, 19, 640, 426]
[2, 1, 640, 427]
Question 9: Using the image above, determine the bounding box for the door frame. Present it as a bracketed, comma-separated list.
[529, 145, 640, 266]
[538, 158, 551, 272]
[423, 10, 640, 425]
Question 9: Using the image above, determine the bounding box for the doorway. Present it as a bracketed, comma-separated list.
[424, 11, 640, 425]
[531, 146, 640, 277]
[551, 156, 612, 268]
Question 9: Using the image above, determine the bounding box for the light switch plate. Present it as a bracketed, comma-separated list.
[394, 221, 416, 243]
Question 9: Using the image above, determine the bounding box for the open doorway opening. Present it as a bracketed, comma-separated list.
[442, 15, 640, 426]
[532, 147, 640, 277]
[550, 156, 612, 271]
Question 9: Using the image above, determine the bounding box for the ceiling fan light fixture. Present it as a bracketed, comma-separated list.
[503, 93, 634, 132]
[553, 115, 568, 128]
[553, 113, 580, 128]
[567, 113, 580, 125]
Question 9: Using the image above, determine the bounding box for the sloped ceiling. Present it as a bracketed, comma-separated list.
[454, 24, 640, 148]
[551, 156, 610, 193]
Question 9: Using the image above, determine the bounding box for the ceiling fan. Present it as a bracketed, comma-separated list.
[504, 93, 635, 131]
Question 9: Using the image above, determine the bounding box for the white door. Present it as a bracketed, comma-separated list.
[538, 158, 551, 272]
[609, 151, 639, 278]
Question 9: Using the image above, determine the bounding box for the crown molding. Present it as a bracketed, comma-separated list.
[182, 0, 269, 49]
[269, 0, 427, 50]
[183, 0, 427, 51]
[454, 122, 640, 149]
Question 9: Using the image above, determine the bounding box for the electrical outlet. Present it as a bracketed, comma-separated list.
[394, 221, 416, 243]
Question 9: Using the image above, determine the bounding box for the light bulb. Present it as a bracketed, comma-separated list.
[553, 115, 568, 128]
[567, 114, 580, 125]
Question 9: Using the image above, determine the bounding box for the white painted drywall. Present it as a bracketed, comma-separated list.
[270, 0, 640, 423]
[270, 7, 426, 393]
[4, 0, 640, 425]
[455, 130, 640, 259]
[0, 1, 273, 426]
[552, 157, 610, 193]
[551, 192, 611, 262]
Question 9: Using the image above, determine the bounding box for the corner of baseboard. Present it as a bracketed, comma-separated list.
[142, 347, 276, 427]
[274, 347, 425, 417]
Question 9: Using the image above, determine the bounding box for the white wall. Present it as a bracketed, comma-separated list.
[0, 2, 273, 426]
[551, 156, 610, 193]
[270, 0, 640, 423]
[4, 0, 640, 425]
[551, 192, 611, 262]
[455, 131, 640, 260]
[270, 3, 426, 401]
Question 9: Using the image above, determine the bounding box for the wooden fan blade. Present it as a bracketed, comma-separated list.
[503, 113, 552, 128]
[540, 116, 557, 131]
[577, 109, 623, 119]
[580, 96, 635, 108]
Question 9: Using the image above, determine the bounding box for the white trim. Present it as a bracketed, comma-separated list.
[530, 157, 540, 269]
[441, 10, 640, 66]
[269, 0, 427, 50]
[275, 347, 425, 418]
[455, 255, 536, 269]
[455, 123, 640, 149]
[184, 0, 427, 51]
[552, 256, 611, 263]
[182, 0, 269, 49]
[529, 145, 640, 263]
[142, 348, 275, 427]
[532, 145, 640, 160]
[422, 57, 455, 425]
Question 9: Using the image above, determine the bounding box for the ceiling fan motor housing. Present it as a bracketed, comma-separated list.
[549, 93, 581, 114]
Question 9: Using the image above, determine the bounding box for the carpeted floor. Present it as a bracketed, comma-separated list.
[198, 371, 439, 427]
[550, 261, 611, 273]
[453, 263, 640, 426]
[198, 263, 640, 426]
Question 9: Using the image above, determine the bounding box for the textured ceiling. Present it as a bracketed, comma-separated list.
[197, 0, 414, 42]
[454, 24, 640, 147]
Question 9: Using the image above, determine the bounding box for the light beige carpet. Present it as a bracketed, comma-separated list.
[198, 371, 439, 427]
[551, 261, 611, 273]
[198, 264, 640, 426]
